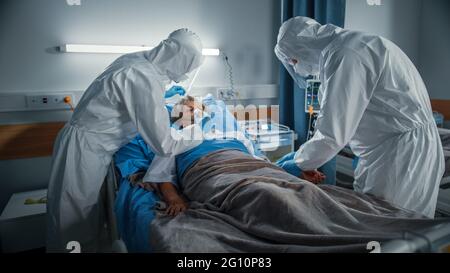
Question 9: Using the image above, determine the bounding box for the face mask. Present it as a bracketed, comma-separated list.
[166, 69, 189, 83]
[294, 58, 321, 77]
[293, 62, 311, 78]
[173, 74, 189, 84]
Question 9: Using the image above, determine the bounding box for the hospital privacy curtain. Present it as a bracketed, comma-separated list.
[278, 0, 346, 185]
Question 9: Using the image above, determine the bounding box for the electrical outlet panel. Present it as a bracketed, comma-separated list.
[217, 88, 239, 101]
[26, 94, 74, 110]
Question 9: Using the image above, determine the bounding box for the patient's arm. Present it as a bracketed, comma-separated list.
[158, 182, 188, 216]
[140, 155, 187, 216]
[300, 170, 326, 185]
[135, 181, 187, 216]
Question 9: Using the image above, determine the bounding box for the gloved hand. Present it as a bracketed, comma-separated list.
[276, 152, 302, 177]
[165, 86, 186, 98]
[276, 152, 326, 184]
[352, 156, 359, 171]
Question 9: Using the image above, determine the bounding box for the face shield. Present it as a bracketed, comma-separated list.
[275, 45, 308, 89]
[164, 67, 202, 103]
[177, 66, 201, 92]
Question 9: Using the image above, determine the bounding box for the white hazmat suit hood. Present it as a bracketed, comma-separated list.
[275, 17, 445, 218]
[47, 29, 205, 252]
[145, 28, 204, 83]
[275, 17, 342, 85]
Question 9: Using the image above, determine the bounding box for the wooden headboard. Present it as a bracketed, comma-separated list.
[431, 100, 450, 120]
[0, 122, 65, 160]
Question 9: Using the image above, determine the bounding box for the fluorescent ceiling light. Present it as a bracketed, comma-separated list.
[201, 48, 220, 56]
[59, 44, 220, 56]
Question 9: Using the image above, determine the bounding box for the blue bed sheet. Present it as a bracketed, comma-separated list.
[114, 136, 154, 178]
[113, 97, 258, 252]
[114, 140, 253, 252]
[114, 179, 158, 253]
[113, 134, 159, 252]
[176, 139, 250, 179]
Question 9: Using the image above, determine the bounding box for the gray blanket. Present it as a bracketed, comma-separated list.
[150, 150, 449, 253]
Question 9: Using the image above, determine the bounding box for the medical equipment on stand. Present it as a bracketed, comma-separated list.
[238, 120, 296, 162]
[305, 78, 321, 113]
[305, 78, 321, 141]
[433, 111, 444, 128]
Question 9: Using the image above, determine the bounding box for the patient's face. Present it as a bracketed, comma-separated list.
[173, 98, 205, 128]
[187, 100, 205, 117]
[178, 103, 195, 128]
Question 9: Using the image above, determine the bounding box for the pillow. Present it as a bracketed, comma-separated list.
[201, 94, 240, 134]
[201, 94, 264, 157]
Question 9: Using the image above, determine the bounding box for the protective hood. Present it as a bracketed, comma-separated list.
[146, 28, 205, 83]
[275, 16, 342, 80]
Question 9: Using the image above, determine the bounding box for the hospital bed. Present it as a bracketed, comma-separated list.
[103, 149, 450, 253]
[101, 142, 450, 253]
[437, 128, 450, 216]
[100, 96, 450, 253]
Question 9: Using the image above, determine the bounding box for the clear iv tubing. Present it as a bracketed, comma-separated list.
[306, 116, 313, 140]
[306, 106, 314, 141]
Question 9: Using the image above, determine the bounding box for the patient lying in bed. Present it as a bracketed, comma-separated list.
[115, 96, 449, 253]
[138, 96, 325, 216]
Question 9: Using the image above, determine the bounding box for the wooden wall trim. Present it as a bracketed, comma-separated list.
[0, 122, 65, 160]
[233, 106, 279, 122]
[0, 107, 277, 161]
[431, 100, 450, 120]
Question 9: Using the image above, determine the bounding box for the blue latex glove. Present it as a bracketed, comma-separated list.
[165, 86, 186, 98]
[276, 152, 302, 177]
[352, 156, 359, 171]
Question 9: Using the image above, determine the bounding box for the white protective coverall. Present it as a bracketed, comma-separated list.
[47, 29, 205, 252]
[275, 17, 445, 218]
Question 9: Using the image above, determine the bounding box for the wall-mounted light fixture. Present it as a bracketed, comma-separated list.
[58, 44, 220, 56]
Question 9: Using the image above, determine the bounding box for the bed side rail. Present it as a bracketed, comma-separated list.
[381, 222, 450, 253]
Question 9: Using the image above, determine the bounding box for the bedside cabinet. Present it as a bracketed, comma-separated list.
[0, 189, 47, 253]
